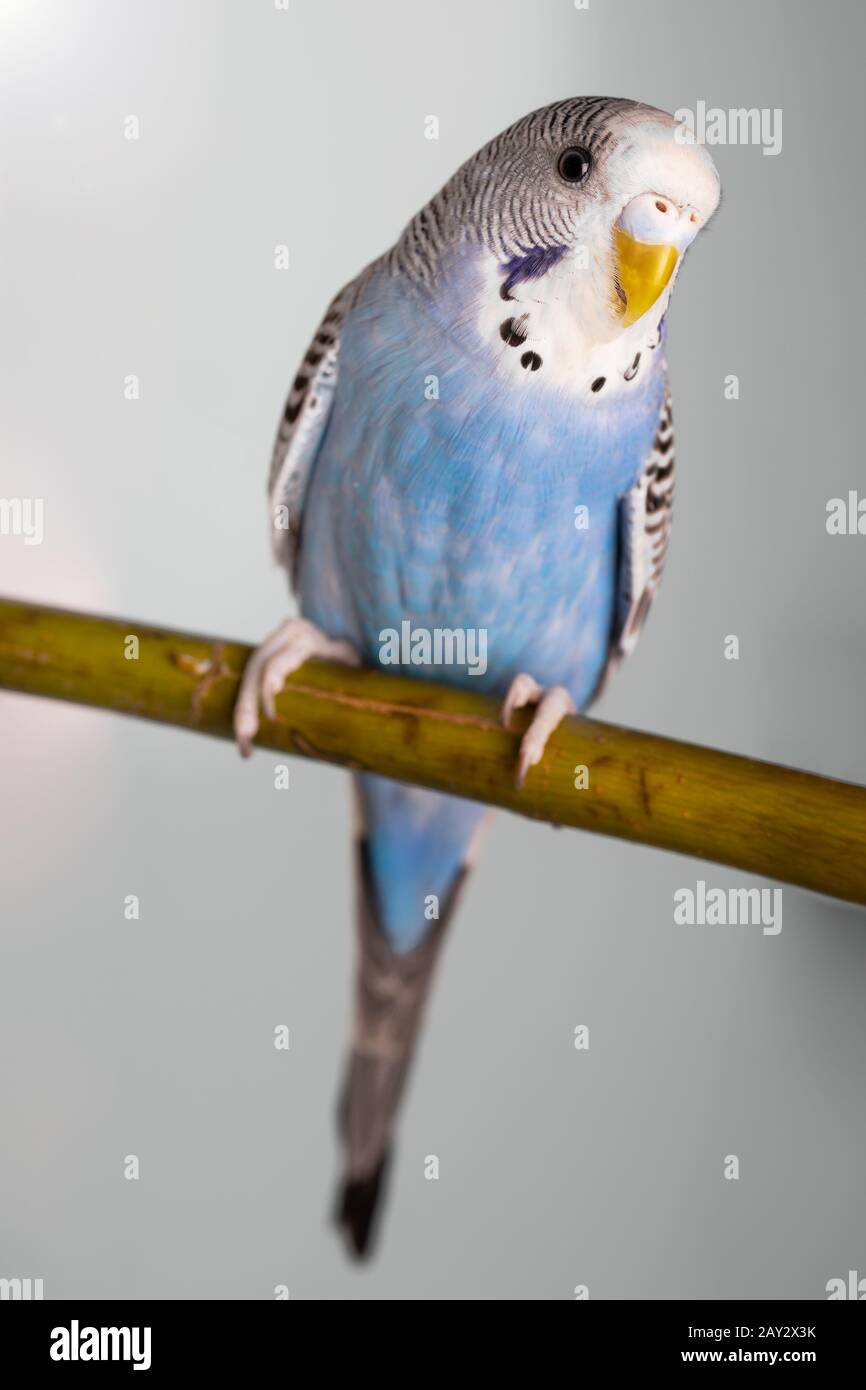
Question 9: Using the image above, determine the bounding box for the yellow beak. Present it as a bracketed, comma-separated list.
[613, 226, 679, 327]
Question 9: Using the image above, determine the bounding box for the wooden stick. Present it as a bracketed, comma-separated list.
[1, 596, 865, 906]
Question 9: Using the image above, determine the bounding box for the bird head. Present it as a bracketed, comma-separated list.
[398, 98, 721, 391]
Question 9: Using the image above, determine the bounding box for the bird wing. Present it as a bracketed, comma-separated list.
[267, 283, 351, 581]
[595, 387, 675, 696]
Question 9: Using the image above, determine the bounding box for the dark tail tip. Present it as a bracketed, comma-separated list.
[335, 1155, 390, 1260]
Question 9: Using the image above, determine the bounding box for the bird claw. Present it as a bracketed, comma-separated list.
[500, 674, 576, 789]
[233, 617, 360, 757]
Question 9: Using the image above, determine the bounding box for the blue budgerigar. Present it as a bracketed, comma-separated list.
[234, 97, 720, 1256]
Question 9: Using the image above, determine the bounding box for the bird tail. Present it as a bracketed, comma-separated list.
[334, 778, 488, 1258]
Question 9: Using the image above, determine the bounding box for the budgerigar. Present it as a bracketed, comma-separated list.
[234, 97, 720, 1257]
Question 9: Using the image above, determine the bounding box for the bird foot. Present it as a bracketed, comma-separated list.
[500, 673, 576, 789]
[233, 616, 360, 757]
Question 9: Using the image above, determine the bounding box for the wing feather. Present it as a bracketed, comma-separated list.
[593, 388, 675, 698]
[268, 284, 351, 579]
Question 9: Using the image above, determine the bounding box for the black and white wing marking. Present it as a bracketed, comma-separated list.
[268, 285, 350, 579]
[614, 387, 675, 658]
[594, 390, 675, 699]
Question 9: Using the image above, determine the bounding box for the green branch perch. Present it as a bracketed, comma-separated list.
[1, 596, 865, 907]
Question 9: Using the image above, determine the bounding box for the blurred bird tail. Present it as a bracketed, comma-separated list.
[334, 778, 489, 1259]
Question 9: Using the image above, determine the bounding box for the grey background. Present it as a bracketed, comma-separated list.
[1, 0, 864, 1300]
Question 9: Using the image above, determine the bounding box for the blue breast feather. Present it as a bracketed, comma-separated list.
[295, 253, 666, 950]
[298, 252, 665, 709]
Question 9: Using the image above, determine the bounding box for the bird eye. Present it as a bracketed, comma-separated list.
[557, 145, 592, 183]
